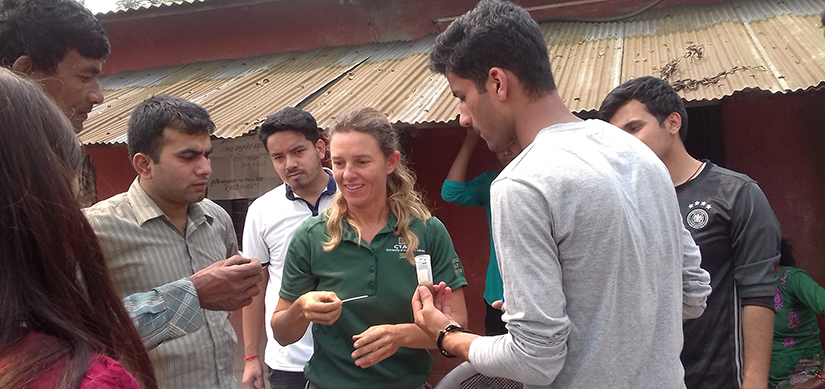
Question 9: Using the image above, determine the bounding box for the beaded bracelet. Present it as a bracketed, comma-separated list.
[437, 324, 471, 358]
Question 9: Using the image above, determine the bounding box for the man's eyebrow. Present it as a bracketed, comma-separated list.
[177, 147, 206, 154]
[623, 119, 645, 127]
[83, 65, 101, 75]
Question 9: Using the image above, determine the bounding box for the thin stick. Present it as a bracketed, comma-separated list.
[340, 295, 369, 303]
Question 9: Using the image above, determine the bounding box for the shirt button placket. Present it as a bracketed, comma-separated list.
[368, 253, 378, 290]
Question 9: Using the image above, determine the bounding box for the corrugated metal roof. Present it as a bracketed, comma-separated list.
[97, 0, 205, 15]
[301, 38, 458, 128]
[79, 0, 825, 145]
[82, 46, 375, 143]
[543, 21, 626, 112]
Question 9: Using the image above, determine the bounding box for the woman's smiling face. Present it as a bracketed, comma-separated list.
[330, 130, 399, 215]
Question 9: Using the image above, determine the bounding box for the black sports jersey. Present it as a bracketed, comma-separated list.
[677, 161, 781, 389]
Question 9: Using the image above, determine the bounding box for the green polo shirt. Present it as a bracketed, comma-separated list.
[281, 213, 467, 389]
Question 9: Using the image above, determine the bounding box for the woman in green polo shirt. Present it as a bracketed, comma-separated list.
[271, 107, 468, 389]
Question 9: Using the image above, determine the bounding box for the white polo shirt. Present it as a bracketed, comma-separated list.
[242, 168, 337, 372]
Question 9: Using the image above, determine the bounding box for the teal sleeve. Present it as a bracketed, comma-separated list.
[425, 216, 467, 290]
[280, 220, 318, 301]
[441, 171, 498, 208]
[787, 267, 825, 315]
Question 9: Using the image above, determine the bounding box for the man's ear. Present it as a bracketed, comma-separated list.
[11, 56, 35, 75]
[315, 138, 327, 158]
[664, 112, 682, 136]
[132, 153, 154, 179]
[488, 67, 509, 101]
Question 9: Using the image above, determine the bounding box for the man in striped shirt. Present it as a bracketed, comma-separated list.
[85, 95, 262, 388]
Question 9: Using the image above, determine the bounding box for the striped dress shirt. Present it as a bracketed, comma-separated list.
[84, 179, 238, 389]
[121, 277, 203, 350]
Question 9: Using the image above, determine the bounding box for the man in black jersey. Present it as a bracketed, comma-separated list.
[600, 76, 781, 389]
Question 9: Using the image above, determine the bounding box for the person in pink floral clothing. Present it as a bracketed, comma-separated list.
[770, 240, 825, 389]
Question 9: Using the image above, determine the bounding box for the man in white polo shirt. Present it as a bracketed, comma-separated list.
[241, 107, 337, 389]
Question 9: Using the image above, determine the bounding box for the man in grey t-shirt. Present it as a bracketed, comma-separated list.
[412, 1, 711, 388]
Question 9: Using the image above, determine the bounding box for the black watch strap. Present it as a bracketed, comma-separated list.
[437, 324, 471, 358]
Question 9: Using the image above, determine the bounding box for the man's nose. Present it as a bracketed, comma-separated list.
[89, 82, 104, 105]
[285, 154, 299, 169]
[458, 112, 472, 128]
[197, 155, 212, 176]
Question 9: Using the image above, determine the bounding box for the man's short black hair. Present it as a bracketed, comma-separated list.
[0, 0, 110, 73]
[257, 107, 321, 151]
[127, 95, 215, 162]
[599, 76, 689, 140]
[429, 0, 556, 98]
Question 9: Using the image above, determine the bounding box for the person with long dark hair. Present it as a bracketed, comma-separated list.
[0, 68, 157, 388]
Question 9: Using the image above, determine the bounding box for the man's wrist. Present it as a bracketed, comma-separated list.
[437, 323, 470, 358]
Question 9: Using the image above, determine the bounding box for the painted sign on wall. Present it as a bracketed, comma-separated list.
[209, 135, 282, 200]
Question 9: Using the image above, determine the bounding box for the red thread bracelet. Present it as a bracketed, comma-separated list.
[815, 370, 825, 384]
[244, 354, 259, 362]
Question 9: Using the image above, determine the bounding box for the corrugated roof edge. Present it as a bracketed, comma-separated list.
[95, 0, 281, 19]
[80, 116, 464, 146]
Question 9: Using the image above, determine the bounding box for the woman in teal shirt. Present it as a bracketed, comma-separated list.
[271, 107, 468, 389]
[770, 240, 825, 389]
